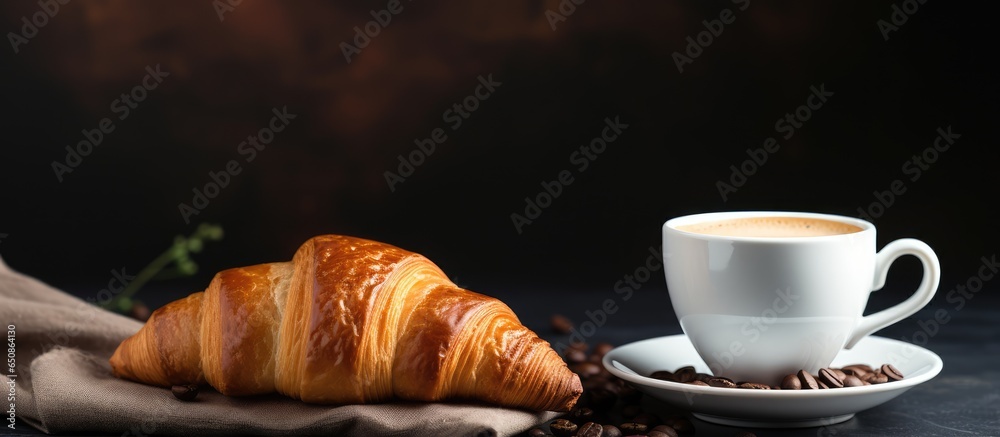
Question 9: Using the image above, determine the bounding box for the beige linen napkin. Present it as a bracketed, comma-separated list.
[0, 256, 557, 436]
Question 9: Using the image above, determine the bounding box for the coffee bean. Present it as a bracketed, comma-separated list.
[571, 362, 603, 379]
[563, 348, 588, 364]
[550, 314, 574, 334]
[708, 377, 737, 388]
[646, 425, 677, 436]
[843, 363, 874, 373]
[866, 372, 888, 384]
[592, 342, 615, 357]
[618, 422, 648, 434]
[648, 427, 679, 437]
[737, 382, 770, 390]
[881, 364, 904, 381]
[841, 367, 868, 378]
[549, 418, 577, 437]
[674, 373, 696, 383]
[649, 370, 675, 381]
[797, 370, 820, 390]
[577, 422, 603, 437]
[843, 375, 865, 387]
[819, 368, 844, 388]
[129, 302, 151, 321]
[569, 407, 594, 424]
[673, 367, 696, 383]
[528, 427, 550, 437]
[171, 384, 199, 401]
[781, 374, 801, 390]
[832, 369, 847, 380]
[601, 424, 622, 437]
[671, 418, 695, 434]
[735, 432, 758, 437]
[636, 362, 900, 397]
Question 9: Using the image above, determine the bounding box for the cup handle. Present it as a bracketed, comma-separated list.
[844, 238, 941, 349]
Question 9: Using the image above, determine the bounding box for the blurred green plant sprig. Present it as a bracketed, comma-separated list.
[104, 223, 224, 315]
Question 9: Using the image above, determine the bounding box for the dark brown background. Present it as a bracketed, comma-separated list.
[0, 0, 995, 306]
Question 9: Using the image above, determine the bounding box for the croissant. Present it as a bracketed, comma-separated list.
[109, 235, 582, 411]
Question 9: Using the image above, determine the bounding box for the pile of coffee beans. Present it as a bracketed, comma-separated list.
[526, 340, 695, 437]
[649, 363, 904, 390]
[538, 315, 908, 436]
[533, 315, 759, 437]
[171, 384, 199, 401]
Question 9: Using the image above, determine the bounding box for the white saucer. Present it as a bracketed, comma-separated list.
[602, 334, 942, 428]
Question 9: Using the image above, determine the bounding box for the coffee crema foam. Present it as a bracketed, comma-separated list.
[676, 217, 863, 237]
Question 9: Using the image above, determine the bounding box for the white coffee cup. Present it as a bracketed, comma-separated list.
[662, 211, 940, 384]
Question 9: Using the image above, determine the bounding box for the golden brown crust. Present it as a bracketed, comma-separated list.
[296, 235, 411, 403]
[110, 235, 582, 411]
[111, 292, 205, 386]
[202, 262, 289, 395]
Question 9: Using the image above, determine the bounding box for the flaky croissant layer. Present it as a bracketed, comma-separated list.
[110, 235, 582, 411]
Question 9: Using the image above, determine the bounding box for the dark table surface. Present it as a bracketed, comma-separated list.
[513, 286, 999, 437]
[10, 281, 999, 437]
